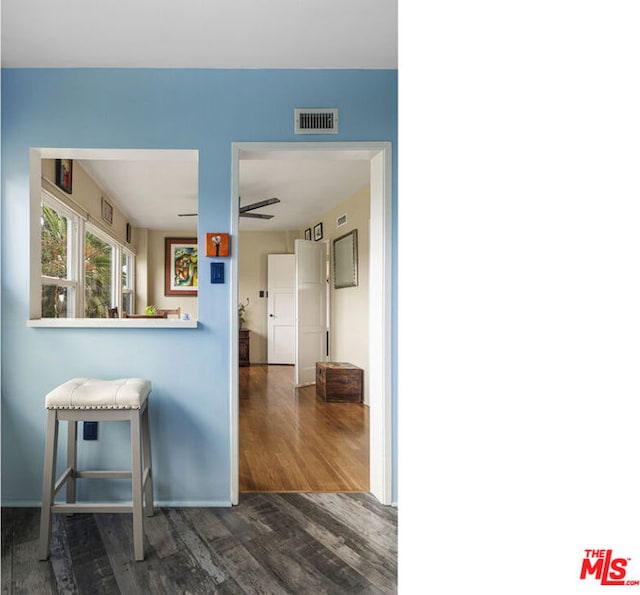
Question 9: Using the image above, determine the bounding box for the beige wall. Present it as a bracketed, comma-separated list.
[239, 230, 299, 363]
[42, 159, 134, 248]
[301, 184, 371, 403]
[238, 187, 370, 402]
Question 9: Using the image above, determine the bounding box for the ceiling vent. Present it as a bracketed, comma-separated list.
[294, 108, 339, 134]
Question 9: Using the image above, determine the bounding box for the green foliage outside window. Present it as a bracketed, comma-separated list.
[41, 204, 68, 318]
[41, 201, 126, 319]
[84, 231, 112, 318]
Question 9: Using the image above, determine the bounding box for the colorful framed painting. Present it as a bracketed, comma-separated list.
[55, 159, 73, 194]
[205, 233, 230, 257]
[165, 238, 198, 296]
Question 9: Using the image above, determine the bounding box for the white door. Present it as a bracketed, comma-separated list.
[295, 239, 328, 386]
[267, 254, 296, 364]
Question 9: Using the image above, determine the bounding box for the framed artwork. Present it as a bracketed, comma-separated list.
[101, 197, 113, 225]
[126, 223, 132, 243]
[55, 159, 73, 194]
[165, 238, 198, 296]
[313, 222, 323, 241]
[205, 233, 230, 257]
[304, 228, 312, 240]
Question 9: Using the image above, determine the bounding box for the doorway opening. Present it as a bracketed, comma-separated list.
[231, 142, 392, 505]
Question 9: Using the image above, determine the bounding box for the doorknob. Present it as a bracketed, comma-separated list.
[269, 314, 274, 318]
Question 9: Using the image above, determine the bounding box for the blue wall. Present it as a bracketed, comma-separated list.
[1, 68, 397, 505]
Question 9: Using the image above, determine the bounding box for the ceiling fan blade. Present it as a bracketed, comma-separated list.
[239, 197, 280, 213]
[240, 212, 274, 219]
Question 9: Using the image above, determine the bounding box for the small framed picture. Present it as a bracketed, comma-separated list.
[313, 222, 323, 241]
[205, 233, 230, 257]
[126, 222, 132, 243]
[304, 228, 312, 240]
[101, 197, 113, 225]
[55, 159, 73, 194]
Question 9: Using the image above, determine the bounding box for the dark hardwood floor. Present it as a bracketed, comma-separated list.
[2, 493, 397, 594]
[239, 365, 369, 493]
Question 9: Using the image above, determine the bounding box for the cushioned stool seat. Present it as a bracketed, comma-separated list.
[45, 377, 151, 409]
[39, 378, 153, 562]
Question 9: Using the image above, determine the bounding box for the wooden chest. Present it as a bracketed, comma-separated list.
[239, 329, 251, 367]
[316, 362, 363, 402]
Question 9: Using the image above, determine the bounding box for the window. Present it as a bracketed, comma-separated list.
[41, 195, 79, 318]
[84, 227, 114, 318]
[40, 192, 135, 319]
[121, 250, 134, 316]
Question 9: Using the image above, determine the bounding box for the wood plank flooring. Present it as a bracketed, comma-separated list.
[1, 493, 397, 594]
[239, 365, 369, 493]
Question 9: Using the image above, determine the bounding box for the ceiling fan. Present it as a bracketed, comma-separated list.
[239, 197, 280, 219]
[177, 197, 281, 219]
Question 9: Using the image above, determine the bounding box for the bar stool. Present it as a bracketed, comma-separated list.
[38, 378, 154, 561]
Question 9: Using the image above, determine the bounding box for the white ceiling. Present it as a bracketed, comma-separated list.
[6, 1, 394, 232]
[1, 0, 397, 69]
[239, 157, 370, 232]
[78, 157, 200, 233]
[75, 153, 370, 233]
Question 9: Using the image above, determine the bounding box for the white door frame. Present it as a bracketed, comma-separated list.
[230, 141, 393, 505]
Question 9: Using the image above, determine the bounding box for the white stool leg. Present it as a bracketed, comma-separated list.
[130, 409, 144, 561]
[39, 410, 58, 560]
[66, 420, 77, 506]
[142, 404, 154, 517]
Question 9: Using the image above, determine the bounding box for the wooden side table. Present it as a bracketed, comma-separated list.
[316, 362, 363, 402]
[239, 329, 251, 367]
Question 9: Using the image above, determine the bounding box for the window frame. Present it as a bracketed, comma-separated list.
[121, 249, 135, 316]
[83, 223, 117, 318]
[28, 148, 198, 328]
[41, 191, 82, 318]
[40, 191, 137, 320]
